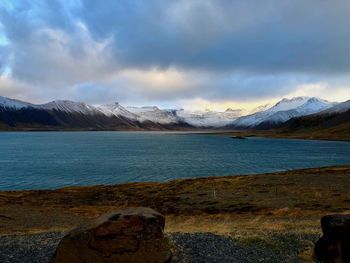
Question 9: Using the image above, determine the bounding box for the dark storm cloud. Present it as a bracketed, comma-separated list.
[78, 0, 350, 73]
[0, 0, 349, 105]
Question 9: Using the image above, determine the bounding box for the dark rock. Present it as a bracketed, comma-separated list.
[231, 136, 246, 140]
[314, 214, 350, 263]
[52, 207, 172, 263]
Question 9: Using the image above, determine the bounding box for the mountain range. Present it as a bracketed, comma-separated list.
[0, 95, 349, 132]
[228, 97, 337, 129]
[279, 100, 350, 140]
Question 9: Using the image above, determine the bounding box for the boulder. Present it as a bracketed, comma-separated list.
[314, 214, 350, 263]
[52, 207, 172, 263]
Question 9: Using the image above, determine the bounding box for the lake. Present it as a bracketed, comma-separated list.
[0, 131, 349, 190]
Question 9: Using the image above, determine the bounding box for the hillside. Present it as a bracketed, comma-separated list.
[1, 95, 349, 133]
[222, 100, 350, 141]
[277, 102, 350, 140]
[228, 97, 335, 129]
[0, 97, 193, 131]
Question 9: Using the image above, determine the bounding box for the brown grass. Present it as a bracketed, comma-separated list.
[0, 165, 349, 235]
[1, 166, 349, 261]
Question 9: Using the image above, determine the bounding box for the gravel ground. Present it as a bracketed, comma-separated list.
[170, 233, 250, 263]
[169, 232, 318, 263]
[0, 232, 64, 263]
[0, 232, 317, 263]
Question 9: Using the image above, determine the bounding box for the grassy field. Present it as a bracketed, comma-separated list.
[0, 166, 349, 261]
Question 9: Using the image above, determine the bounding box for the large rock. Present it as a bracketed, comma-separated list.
[314, 214, 350, 263]
[52, 207, 172, 263]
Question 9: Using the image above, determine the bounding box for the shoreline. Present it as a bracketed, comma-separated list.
[1, 165, 349, 262]
[1, 128, 349, 142]
[194, 130, 350, 142]
[1, 164, 349, 193]
[0, 165, 349, 234]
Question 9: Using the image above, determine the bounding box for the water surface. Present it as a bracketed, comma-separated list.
[0, 132, 349, 190]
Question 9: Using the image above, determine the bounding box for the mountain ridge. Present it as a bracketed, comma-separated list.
[228, 97, 337, 129]
[0, 95, 347, 131]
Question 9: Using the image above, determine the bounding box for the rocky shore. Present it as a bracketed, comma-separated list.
[0, 166, 349, 262]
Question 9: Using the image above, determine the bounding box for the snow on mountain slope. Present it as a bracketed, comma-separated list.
[1, 95, 343, 128]
[0, 96, 107, 116]
[268, 97, 310, 112]
[176, 110, 210, 127]
[176, 108, 245, 127]
[319, 100, 350, 114]
[225, 108, 247, 116]
[40, 100, 101, 115]
[126, 106, 179, 124]
[263, 98, 335, 124]
[98, 102, 140, 120]
[231, 97, 334, 127]
[295, 97, 335, 112]
[0, 96, 35, 109]
[249, 103, 272, 114]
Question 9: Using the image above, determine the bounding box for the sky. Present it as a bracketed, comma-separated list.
[0, 0, 350, 111]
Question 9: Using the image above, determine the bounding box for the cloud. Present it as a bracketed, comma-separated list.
[0, 0, 349, 108]
[78, 0, 350, 73]
[0, 74, 32, 100]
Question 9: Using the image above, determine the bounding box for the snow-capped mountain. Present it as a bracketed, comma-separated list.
[100, 104, 245, 127]
[0, 96, 153, 130]
[98, 102, 140, 120]
[0, 96, 35, 109]
[40, 100, 102, 115]
[126, 106, 179, 124]
[249, 103, 272, 114]
[230, 97, 335, 128]
[0, 95, 345, 130]
[281, 99, 350, 139]
[270, 97, 310, 111]
[260, 98, 336, 125]
[176, 108, 245, 127]
[319, 100, 350, 115]
[0, 96, 102, 115]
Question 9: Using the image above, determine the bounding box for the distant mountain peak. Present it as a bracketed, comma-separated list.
[320, 100, 350, 114]
[275, 96, 309, 105]
[225, 108, 243, 113]
[230, 96, 335, 128]
[1, 95, 345, 130]
[0, 96, 34, 109]
[285, 96, 308, 101]
[306, 97, 319, 102]
[44, 99, 87, 106]
[305, 97, 332, 104]
[140, 106, 159, 110]
[269, 97, 311, 113]
[126, 105, 178, 124]
[249, 103, 272, 114]
[41, 100, 99, 114]
[100, 102, 122, 109]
